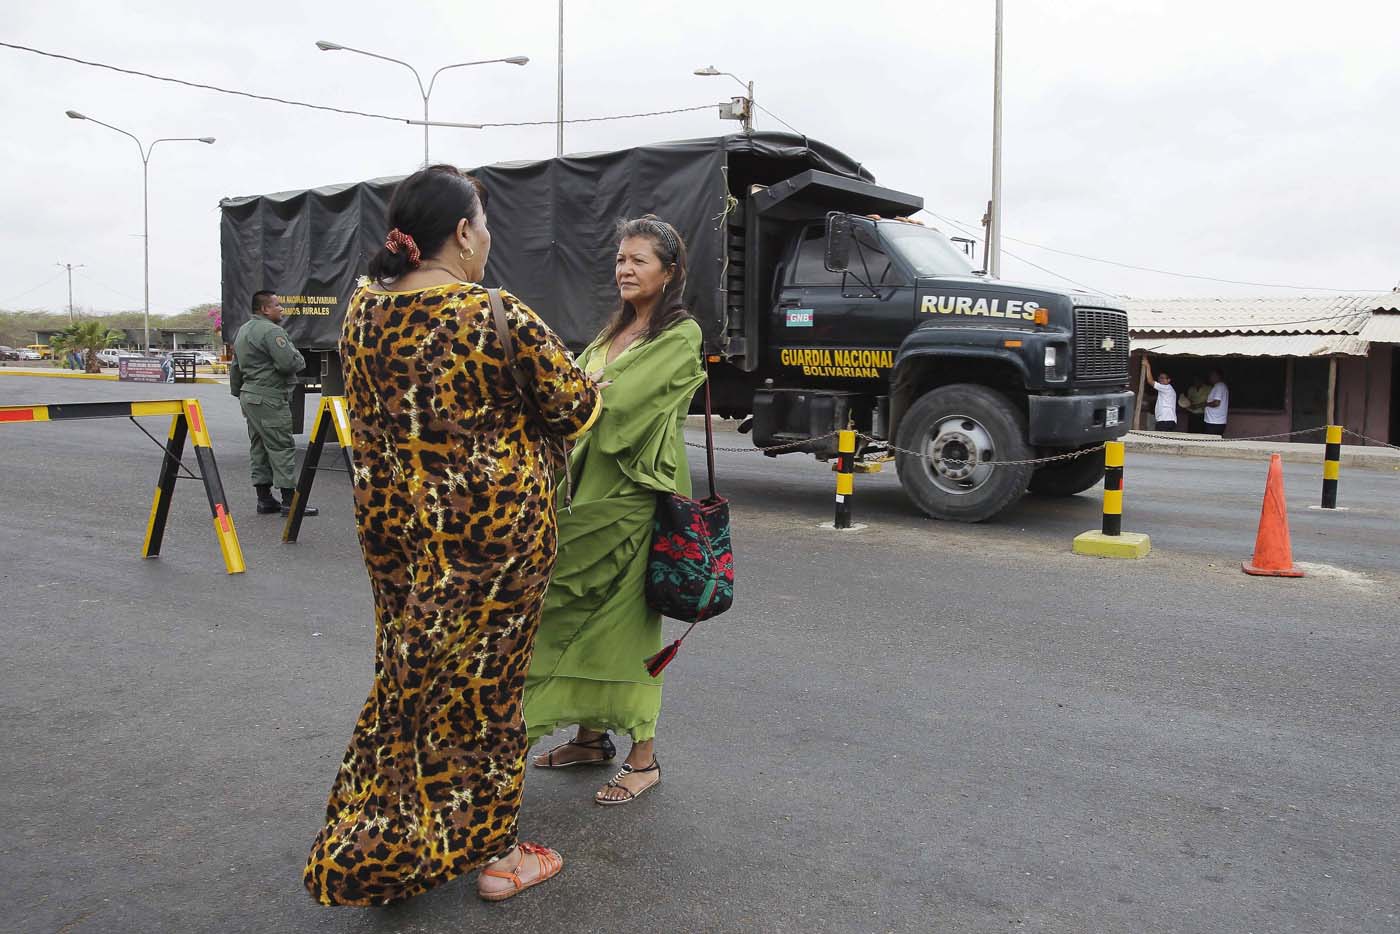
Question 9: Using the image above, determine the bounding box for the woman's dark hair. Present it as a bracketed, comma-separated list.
[598, 215, 691, 348]
[367, 164, 487, 282]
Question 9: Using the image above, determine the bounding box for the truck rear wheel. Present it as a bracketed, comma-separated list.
[894, 384, 1034, 522]
[1028, 448, 1106, 497]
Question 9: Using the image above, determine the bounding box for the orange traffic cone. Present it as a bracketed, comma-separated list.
[1243, 453, 1304, 577]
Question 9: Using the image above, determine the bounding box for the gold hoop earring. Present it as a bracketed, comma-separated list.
[460, 246, 476, 261]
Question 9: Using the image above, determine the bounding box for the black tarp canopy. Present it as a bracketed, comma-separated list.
[219, 133, 875, 351]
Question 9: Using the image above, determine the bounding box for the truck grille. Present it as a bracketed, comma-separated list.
[1073, 308, 1130, 381]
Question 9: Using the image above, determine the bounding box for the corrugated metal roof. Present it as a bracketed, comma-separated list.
[1359, 311, 1400, 344]
[1133, 333, 1370, 357]
[1127, 295, 1386, 335]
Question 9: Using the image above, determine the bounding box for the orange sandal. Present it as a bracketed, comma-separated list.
[477, 842, 563, 902]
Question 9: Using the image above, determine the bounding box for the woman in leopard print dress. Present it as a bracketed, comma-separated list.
[303, 165, 600, 907]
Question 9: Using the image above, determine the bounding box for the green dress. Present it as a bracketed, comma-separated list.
[524, 318, 705, 743]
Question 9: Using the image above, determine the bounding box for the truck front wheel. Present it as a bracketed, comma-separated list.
[1027, 448, 1106, 497]
[894, 384, 1034, 522]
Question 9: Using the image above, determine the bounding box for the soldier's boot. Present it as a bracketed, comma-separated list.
[255, 484, 282, 515]
[281, 487, 318, 517]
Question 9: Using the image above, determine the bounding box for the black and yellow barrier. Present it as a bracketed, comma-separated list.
[283, 395, 353, 543]
[0, 399, 245, 574]
[834, 429, 856, 529]
[1321, 424, 1342, 509]
[1073, 441, 1150, 558]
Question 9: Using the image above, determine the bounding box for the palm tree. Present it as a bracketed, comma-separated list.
[51, 320, 126, 373]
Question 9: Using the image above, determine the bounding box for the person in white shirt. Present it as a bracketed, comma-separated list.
[1204, 369, 1229, 435]
[1143, 356, 1178, 431]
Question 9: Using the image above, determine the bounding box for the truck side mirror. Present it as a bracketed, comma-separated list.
[825, 214, 853, 273]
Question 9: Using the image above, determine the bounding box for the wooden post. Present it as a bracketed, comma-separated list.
[1133, 352, 1148, 430]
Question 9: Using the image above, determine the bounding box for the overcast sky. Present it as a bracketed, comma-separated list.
[3, 0, 1397, 316]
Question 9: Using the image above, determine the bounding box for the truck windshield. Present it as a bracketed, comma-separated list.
[880, 223, 975, 276]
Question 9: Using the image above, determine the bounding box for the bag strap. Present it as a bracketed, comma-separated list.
[486, 287, 573, 507]
[487, 288, 530, 396]
[702, 355, 717, 500]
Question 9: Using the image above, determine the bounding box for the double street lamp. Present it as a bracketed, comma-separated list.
[65, 111, 214, 352]
[315, 41, 528, 165]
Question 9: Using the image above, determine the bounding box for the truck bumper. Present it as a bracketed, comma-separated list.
[1027, 390, 1134, 446]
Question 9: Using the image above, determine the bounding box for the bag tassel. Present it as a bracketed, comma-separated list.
[643, 621, 699, 678]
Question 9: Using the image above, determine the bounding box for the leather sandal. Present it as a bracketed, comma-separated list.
[594, 758, 660, 806]
[477, 842, 563, 902]
[533, 732, 616, 768]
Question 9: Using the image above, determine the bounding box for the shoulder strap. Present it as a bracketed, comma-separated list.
[487, 287, 573, 508]
[702, 355, 716, 500]
[487, 287, 530, 395]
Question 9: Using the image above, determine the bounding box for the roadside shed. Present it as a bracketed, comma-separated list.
[1128, 294, 1400, 444]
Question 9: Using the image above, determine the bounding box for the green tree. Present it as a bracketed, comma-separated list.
[50, 320, 126, 373]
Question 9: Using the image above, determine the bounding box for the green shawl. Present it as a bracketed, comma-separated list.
[523, 319, 705, 743]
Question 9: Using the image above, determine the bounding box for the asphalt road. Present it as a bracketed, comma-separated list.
[2, 379, 1398, 934]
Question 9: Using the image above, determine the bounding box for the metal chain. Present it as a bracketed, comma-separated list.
[1341, 427, 1400, 452]
[686, 423, 1400, 467]
[686, 432, 837, 454]
[690, 429, 1103, 468]
[1130, 426, 1329, 443]
[857, 433, 1106, 468]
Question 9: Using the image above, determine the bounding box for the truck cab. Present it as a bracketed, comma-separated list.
[734, 195, 1131, 521]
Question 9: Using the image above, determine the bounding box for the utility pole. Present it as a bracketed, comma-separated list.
[987, 0, 1004, 279]
[557, 0, 565, 156]
[56, 262, 84, 322]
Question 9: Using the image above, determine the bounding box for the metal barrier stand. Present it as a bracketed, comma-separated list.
[283, 395, 354, 543]
[0, 398, 245, 574]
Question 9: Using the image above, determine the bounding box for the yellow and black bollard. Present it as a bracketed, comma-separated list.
[1321, 425, 1342, 509]
[834, 429, 856, 529]
[1102, 441, 1124, 536]
[1073, 441, 1150, 558]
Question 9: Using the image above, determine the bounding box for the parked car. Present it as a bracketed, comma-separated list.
[15, 348, 42, 361]
[94, 348, 126, 366]
[0, 345, 20, 360]
[25, 344, 53, 359]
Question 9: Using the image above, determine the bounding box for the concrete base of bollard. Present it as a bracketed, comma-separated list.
[818, 522, 867, 532]
[1073, 530, 1151, 559]
[1306, 505, 1350, 512]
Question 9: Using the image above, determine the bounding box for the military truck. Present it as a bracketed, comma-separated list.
[220, 132, 1131, 522]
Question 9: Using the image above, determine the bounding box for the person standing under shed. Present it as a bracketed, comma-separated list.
[1143, 356, 1178, 431]
[1203, 368, 1229, 436]
[230, 290, 317, 516]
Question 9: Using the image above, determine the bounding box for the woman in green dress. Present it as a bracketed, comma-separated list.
[524, 216, 705, 804]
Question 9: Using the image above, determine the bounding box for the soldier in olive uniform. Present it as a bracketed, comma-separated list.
[230, 291, 317, 517]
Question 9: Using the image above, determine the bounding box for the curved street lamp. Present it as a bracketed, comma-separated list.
[66, 110, 214, 351]
[315, 41, 528, 164]
[695, 65, 754, 133]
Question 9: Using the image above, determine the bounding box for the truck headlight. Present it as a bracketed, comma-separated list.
[1044, 345, 1066, 381]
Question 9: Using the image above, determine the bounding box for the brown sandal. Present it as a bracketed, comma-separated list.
[477, 842, 563, 902]
[533, 732, 616, 768]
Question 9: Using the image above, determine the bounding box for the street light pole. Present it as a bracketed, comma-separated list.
[55, 262, 85, 322]
[557, 0, 565, 156]
[987, 0, 1005, 279]
[65, 111, 214, 350]
[694, 66, 755, 133]
[316, 42, 528, 165]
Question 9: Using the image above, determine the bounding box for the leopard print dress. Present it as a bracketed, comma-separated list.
[304, 282, 599, 907]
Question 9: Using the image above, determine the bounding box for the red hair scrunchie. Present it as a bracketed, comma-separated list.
[385, 228, 422, 267]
